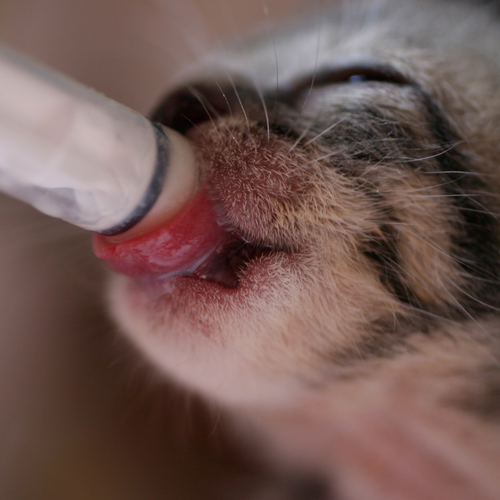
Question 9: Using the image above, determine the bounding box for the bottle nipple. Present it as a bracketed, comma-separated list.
[0, 43, 200, 237]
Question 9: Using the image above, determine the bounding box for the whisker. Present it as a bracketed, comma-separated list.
[188, 84, 241, 145]
[309, 142, 394, 165]
[215, 81, 234, 120]
[291, 7, 324, 128]
[423, 170, 498, 178]
[397, 302, 457, 324]
[441, 284, 487, 331]
[252, 78, 271, 141]
[396, 144, 465, 163]
[357, 154, 397, 178]
[179, 114, 206, 137]
[358, 244, 473, 326]
[403, 228, 500, 284]
[365, 237, 495, 327]
[289, 122, 315, 152]
[467, 197, 500, 222]
[448, 280, 500, 313]
[305, 117, 348, 146]
[387, 177, 471, 194]
[226, 74, 258, 152]
[187, 86, 222, 140]
[262, 4, 280, 120]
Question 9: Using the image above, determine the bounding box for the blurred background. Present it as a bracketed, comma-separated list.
[0, 0, 308, 498]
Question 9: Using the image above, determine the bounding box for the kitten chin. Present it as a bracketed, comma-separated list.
[105, 0, 500, 497]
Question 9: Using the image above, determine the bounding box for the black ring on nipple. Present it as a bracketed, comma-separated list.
[98, 122, 169, 236]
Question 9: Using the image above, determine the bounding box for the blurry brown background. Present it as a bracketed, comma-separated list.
[0, 1, 307, 499]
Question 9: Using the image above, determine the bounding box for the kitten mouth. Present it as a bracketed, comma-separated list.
[93, 187, 282, 290]
[189, 238, 277, 288]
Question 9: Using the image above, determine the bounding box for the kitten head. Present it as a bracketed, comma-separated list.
[106, 0, 500, 408]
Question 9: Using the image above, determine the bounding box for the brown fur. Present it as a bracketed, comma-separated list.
[107, 0, 500, 497]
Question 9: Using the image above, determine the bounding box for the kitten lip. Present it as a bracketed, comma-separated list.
[133, 238, 281, 297]
[125, 247, 295, 314]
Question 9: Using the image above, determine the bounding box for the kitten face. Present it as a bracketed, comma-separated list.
[107, 0, 500, 408]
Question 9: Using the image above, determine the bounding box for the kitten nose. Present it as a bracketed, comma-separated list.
[152, 81, 253, 135]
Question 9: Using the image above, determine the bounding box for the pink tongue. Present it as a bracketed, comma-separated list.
[93, 188, 230, 278]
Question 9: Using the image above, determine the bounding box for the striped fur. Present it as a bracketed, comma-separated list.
[109, 0, 500, 497]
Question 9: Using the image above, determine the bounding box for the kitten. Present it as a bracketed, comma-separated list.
[103, 0, 500, 497]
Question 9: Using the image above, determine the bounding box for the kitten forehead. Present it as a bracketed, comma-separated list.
[200, 0, 500, 91]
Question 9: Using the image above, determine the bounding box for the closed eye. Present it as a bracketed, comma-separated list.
[312, 65, 410, 87]
[287, 63, 411, 101]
